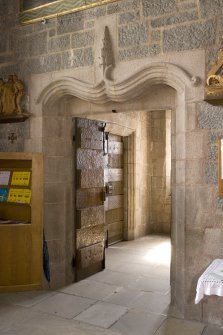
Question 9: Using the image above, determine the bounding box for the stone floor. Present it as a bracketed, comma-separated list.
[1, 235, 223, 335]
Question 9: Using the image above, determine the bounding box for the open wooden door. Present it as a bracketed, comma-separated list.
[74, 118, 106, 281]
[105, 134, 124, 245]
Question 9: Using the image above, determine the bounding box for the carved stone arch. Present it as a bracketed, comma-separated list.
[37, 62, 197, 108]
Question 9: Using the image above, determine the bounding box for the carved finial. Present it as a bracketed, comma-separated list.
[101, 26, 114, 78]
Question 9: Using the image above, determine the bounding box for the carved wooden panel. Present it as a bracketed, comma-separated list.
[77, 242, 104, 269]
[76, 206, 104, 229]
[76, 128, 103, 150]
[105, 134, 124, 245]
[104, 168, 123, 182]
[76, 188, 104, 209]
[76, 169, 104, 188]
[76, 225, 105, 249]
[76, 149, 104, 170]
[108, 155, 123, 168]
[107, 181, 123, 196]
[108, 141, 123, 155]
[106, 208, 124, 225]
[74, 117, 105, 281]
[105, 195, 124, 211]
[107, 221, 124, 245]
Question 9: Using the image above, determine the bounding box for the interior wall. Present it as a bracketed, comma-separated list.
[3, 0, 223, 326]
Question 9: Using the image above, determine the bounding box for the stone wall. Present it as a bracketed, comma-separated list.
[0, 0, 222, 79]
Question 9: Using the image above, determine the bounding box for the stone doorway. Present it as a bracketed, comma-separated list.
[72, 110, 172, 285]
[35, 60, 201, 317]
[42, 93, 177, 296]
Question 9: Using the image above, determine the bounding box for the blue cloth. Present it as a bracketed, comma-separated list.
[43, 231, 50, 282]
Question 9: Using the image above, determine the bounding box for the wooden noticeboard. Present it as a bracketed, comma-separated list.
[0, 152, 43, 292]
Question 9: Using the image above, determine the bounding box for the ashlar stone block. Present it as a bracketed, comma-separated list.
[186, 132, 208, 159]
[57, 12, 84, 34]
[118, 44, 160, 61]
[198, 102, 223, 129]
[143, 0, 177, 17]
[118, 23, 148, 47]
[62, 48, 93, 69]
[151, 11, 198, 28]
[118, 11, 140, 25]
[16, 31, 47, 59]
[48, 35, 70, 52]
[204, 228, 223, 258]
[71, 30, 94, 48]
[199, 0, 223, 18]
[85, 7, 106, 19]
[25, 53, 61, 74]
[44, 203, 65, 240]
[186, 159, 205, 185]
[107, 0, 139, 14]
[163, 20, 216, 53]
[45, 157, 72, 183]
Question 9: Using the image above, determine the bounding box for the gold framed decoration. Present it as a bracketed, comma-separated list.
[20, 0, 120, 25]
[0, 75, 30, 123]
[205, 49, 223, 105]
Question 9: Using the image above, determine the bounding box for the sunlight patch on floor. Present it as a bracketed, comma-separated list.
[143, 241, 171, 266]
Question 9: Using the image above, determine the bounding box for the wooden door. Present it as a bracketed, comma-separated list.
[74, 118, 105, 281]
[105, 134, 124, 245]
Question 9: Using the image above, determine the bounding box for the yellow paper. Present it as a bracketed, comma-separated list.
[11, 171, 31, 186]
[7, 188, 31, 204]
[21, 189, 32, 204]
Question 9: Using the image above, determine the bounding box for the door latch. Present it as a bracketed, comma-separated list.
[105, 182, 113, 195]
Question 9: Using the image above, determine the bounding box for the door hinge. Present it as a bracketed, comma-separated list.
[102, 187, 106, 202]
[72, 256, 76, 267]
